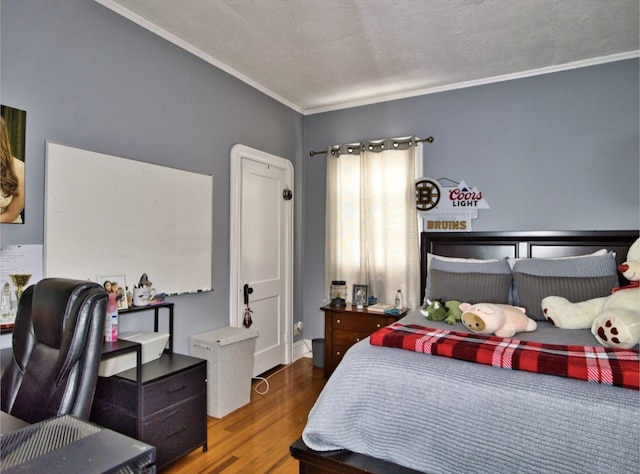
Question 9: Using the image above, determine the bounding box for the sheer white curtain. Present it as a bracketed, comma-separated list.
[325, 138, 422, 309]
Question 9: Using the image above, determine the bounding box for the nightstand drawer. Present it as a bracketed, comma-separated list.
[331, 313, 390, 332]
[333, 328, 372, 346]
[329, 344, 350, 366]
[143, 363, 206, 416]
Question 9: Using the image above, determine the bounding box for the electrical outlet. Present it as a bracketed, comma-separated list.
[293, 321, 303, 336]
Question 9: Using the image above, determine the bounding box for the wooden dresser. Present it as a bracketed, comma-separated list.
[321, 304, 408, 378]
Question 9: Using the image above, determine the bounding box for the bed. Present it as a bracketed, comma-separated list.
[291, 230, 639, 474]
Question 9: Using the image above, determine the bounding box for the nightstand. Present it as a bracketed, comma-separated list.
[321, 304, 408, 378]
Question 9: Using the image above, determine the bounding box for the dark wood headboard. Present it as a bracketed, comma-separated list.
[420, 230, 639, 302]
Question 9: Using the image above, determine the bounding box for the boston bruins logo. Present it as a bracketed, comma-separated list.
[415, 178, 441, 211]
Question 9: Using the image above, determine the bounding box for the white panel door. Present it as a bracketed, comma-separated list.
[230, 145, 293, 377]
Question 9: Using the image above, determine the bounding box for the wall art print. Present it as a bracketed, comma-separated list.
[1, 105, 27, 224]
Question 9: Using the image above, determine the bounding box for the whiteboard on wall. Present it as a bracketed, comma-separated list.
[45, 141, 213, 295]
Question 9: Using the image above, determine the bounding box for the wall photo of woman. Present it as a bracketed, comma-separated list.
[1, 106, 26, 224]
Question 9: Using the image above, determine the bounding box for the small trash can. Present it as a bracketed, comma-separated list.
[190, 326, 259, 418]
[312, 338, 324, 368]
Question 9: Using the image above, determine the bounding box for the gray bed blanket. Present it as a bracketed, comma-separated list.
[302, 310, 639, 474]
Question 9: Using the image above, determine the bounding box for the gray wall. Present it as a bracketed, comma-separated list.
[302, 60, 640, 340]
[0, 0, 304, 353]
[2, 1, 638, 350]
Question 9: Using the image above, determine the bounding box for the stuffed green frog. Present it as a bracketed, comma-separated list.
[422, 298, 463, 325]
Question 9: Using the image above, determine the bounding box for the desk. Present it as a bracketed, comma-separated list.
[2, 302, 175, 346]
[0, 322, 14, 334]
[0, 414, 155, 473]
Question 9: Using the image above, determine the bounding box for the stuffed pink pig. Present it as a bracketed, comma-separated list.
[460, 302, 537, 338]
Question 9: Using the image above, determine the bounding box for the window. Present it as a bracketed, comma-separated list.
[325, 139, 422, 308]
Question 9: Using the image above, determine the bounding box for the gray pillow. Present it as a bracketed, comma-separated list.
[511, 252, 618, 306]
[429, 269, 513, 305]
[513, 272, 618, 321]
[511, 252, 617, 277]
[426, 255, 512, 303]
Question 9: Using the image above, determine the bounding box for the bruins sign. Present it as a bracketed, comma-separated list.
[416, 178, 489, 231]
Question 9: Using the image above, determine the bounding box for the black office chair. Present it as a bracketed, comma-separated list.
[0, 278, 107, 423]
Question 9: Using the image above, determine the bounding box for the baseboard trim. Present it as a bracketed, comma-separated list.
[293, 338, 313, 361]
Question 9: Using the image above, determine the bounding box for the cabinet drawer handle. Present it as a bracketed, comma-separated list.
[355, 338, 360, 342]
[167, 426, 186, 438]
[336, 319, 341, 324]
[167, 385, 187, 394]
[336, 351, 341, 356]
[376, 324, 381, 328]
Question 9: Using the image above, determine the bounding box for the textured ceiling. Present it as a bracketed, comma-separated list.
[96, 0, 639, 114]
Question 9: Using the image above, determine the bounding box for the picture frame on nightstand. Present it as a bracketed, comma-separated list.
[352, 284, 368, 307]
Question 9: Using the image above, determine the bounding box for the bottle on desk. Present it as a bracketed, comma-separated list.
[104, 292, 118, 342]
[394, 289, 403, 310]
[1, 282, 13, 319]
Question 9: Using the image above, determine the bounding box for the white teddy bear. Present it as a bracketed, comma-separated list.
[541, 238, 640, 349]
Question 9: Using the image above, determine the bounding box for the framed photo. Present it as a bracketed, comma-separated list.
[1, 105, 27, 224]
[97, 274, 128, 310]
[352, 284, 368, 307]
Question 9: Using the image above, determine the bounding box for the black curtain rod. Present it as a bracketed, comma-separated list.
[308, 136, 434, 157]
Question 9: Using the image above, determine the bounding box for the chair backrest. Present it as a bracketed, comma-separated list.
[0, 278, 107, 423]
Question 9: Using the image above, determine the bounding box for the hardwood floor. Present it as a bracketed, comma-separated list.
[164, 357, 326, 474]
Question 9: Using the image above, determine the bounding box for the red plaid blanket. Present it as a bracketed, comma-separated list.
[370, 323, 640, 390]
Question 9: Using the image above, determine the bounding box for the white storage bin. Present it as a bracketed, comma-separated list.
[98, 332, 169, 377]
[189, 326, 258, 418]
